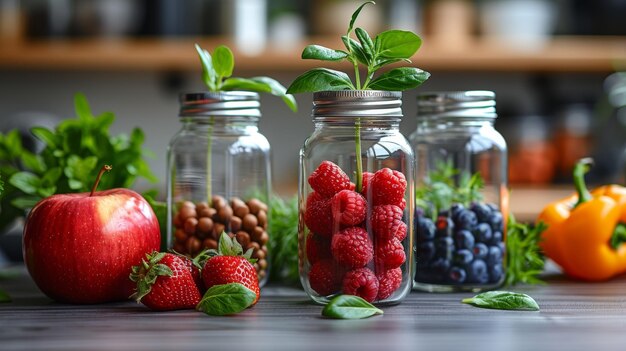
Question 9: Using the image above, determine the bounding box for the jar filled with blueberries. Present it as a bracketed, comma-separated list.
[167, 92, 271, 286]
[410, 91, 508, 292]
[299, 91, 414, 305]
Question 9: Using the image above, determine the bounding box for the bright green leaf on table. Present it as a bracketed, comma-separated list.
[322, 295, 383, 319]
[196, 283, 256, 316]
[462, 291, 540, 311]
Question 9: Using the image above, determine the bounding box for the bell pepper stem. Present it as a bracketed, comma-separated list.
[610, 224, 626, 249]
[573, 158, 593, 208]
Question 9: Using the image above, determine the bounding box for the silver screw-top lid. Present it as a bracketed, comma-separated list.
[179, 91, 261, 117]
[417, 91, 496, 119]
[313, 90, 403, 117]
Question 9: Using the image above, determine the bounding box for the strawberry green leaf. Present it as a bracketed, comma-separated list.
[196, 283, 256, 316]
[367, 67, 430, 91]
[302, 45, 349, 61]
[286, 68, 354, 94]
[322, 295, 383, 319]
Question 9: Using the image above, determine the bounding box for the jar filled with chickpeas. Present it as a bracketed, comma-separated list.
[167, 92, 271, 286]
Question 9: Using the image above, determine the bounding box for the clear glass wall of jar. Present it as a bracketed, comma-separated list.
[167, 92, 271, 286]
[410, 91, 508, 292]
[299, 90, 414, 305]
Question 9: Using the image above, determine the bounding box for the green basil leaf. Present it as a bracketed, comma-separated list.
[302, 45, 348, 61]
[31, 127, 59, 149]
[20, 152, 46, 173]
[355, 27, 374, 61]
[0, 289, 11, 303]
[222, 77, 273, 93]
[74, 93, 92, 121]
[341, 36, 369, 66]
[196, 283, 256, 316]
[250, 77, 298, 112]
[213, 45, 235, 79]
[367, 67, 430, 91]
[322, 295, 383, 319]
[462, 291, 540, 311]
[347, 1, 375, 35]
[375, 30, 422, 59]
[3, 130, 23, 158]
[11, 196, 41, 210]
[195, 44, 217, 91]
[9, 172, 41, 195]
[286, 68, 354, 94]
[373, 58, 411, 71]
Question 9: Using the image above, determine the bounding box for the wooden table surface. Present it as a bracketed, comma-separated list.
[2, 266, 626, 351]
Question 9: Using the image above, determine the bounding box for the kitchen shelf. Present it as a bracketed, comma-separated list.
[1, 35, 625, 72]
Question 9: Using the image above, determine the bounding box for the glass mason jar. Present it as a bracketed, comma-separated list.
[410, 91, 508, 292]
[167, 91, 271, 286]
[299, 90, 414, 305]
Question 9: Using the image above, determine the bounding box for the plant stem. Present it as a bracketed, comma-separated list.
[355, 119, 363, 193]
[90, 165, 112, 197]
[353, 61, 361, 90]
[572, 158, 593, 208]
[361, 67, 375, 90]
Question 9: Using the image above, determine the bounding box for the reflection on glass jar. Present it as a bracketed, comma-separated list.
[410, 91, 508, 292]
[298, 91, 414, 305]
[167, 92, 271, 286]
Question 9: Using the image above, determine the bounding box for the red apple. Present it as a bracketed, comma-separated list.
[22, 166, 160, 304]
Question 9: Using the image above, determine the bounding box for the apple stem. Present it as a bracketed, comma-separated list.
[90, 165, 112, 197]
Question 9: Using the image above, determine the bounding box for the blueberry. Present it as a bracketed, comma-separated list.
[435, 216, 454, 237]
[472, 243, 488, 260]
[491, 230, 503, 245]
[473, 222, 493, 243]
[498, 241, 506, 255]
[417, 241, 436, 263]
[430, 257, 451, 276]
[416, 216, 436, 241]
[435, 237, 454, 260]
[454, 209, 477, 231]
[487, 203, 499, 211]
[450, 203, 465, 218]
[453, 249, 473, 266]
[487, 245, 503, 266]
[467, 259, 489, 284]
[489, 211, 504, 232]
[454, 229, 475, 250]
[470, 202, 492, 223]
[448, 266, 467, 283]
[415, 207, 425, 217]
[489, 263, 504, 283]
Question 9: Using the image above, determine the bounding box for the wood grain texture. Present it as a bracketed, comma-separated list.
[2, 268, 626, 351]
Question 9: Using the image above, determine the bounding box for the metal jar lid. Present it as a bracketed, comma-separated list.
[313, 90, 403, 117]
[416, 91, 497, 119]
[179, 91, 261, 117]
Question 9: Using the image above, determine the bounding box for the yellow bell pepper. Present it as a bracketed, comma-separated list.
[537, 158, 626, 281]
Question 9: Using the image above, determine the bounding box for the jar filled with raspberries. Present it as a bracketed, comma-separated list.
[410, 91, 508, 292]
[299, 90, 414, 305]
[167, 92, 271, 286]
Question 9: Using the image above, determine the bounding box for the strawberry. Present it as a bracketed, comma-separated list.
[130, 251, 202, 311]
[308, 161, 351, 198]
[371, 168, 407, 207]
[200, 233, 260, 305]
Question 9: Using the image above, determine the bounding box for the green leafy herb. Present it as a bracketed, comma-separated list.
[0, 289, 10, 303]
[415, 160, 484, 218]
[0, 93, 158, 232]
[286, 1, 429, 93]
[267, 194, 299, 285]
[195, 44, 297, 112]
[462, 291, 540, 311]
[196, 283, 256, 316]
[505, 215, 547, 286]
[322, 295, 383, 319]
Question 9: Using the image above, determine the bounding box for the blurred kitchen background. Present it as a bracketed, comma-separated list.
[1, 0, 626, 216]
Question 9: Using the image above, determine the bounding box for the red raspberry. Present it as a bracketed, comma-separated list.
[349, 182, 356, 191]
[395, 222, 407, 241]
[309, 259, 342, 296]
[306, 233, 331, 264]
[376, 267, 402, 300]
[371, 205, 404, 241]
[375, 237, 406, 270]
[331, 190, 367, 226]
[331, 227, 373, 268]
[342, 268, 379, 302]
[398, 198, 406, 211]
[304, 192, 335, 237]
[360, 172, 375, 198]
[371, 168, 406, 207]
[308, 161, 351, 198]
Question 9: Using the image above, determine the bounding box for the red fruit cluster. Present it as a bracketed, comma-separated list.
[304, 161, 408, 303]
